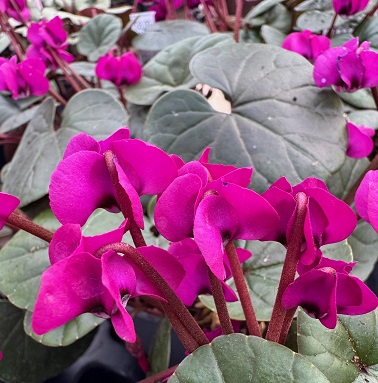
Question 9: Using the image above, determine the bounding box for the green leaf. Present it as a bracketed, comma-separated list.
[326, 156, 370, 200]
[132, 20, 209, 52]
[148, 316, 172, 375]
[338, 88, 376, 109]
[0, 301, 94, 383]
[2, 90, 127, 206]
[125, 34, 234, 106]
[74, 0, 111, 11]
[0, 94, 20, 125]
[200, 240, 352, 321]
[348, 110, 378, 129]
[146, 44, 345, 193]
[168, 334, 330, 383]
[297, 308, 378, 383]
[0, 104, 40, 133]
[260, 25, 286, 46]
[348, 220, 378, 281]
[331, 33, 355, 47]
[354, 16, 378, 49]
[294, 0, 333, 12]
[296, 10, 343, 33]
[244, 0, 284, 20]
[77, 14, 122, 61]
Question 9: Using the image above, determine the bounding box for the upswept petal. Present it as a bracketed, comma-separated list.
[49, 151, 117, 225]
[346, 122, 374, 158]
[360, 50, 378, 88]
[155, 173, 203, 241]
[63, 133, 100, 159]
[0, 192, 20, 230]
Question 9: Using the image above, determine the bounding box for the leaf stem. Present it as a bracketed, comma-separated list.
[208, 267, 234, 334]
[136, 365, 178, 383]
[225, 241, 261, 337]
[6, 212, 54, 242]
[97, 242, 210, 350]
[265, 192, 308, 343]
[326, 13, 337, 38]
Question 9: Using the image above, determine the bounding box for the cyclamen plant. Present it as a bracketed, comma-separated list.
[1, 0, 378, 381]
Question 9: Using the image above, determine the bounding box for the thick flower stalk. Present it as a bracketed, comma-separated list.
[282, 30, 330, 62]
[26, 16, 74, 70]
[96, 51, 143, 87]
[313, 38, 378, 92]
[0, 56, 49, 99]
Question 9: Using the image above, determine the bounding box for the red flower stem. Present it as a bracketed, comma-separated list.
[212, 2, 230, 31]
[0, 13, 23, 61]
[278, 307, 296, 345]
[371, 87, 378, 110]
[225, 241, 261, 337]
[64, 62, 92, 90]
[326, 13, 337, 38]
[233, 0, 244, 42]
[8, 0, 28, 25]
[207, 267, 234, 335]
[104, 150, 147, 248]
[200, 0, 218, 32]
[163, 0, 177, 19]
[48, 87, 67, 106]
[6, 212, 54, 242]
[97, 242, 210, 349]
[343, 153, 378, 205]
[265, 192, 308, 343]
[136, 365, 178, 383]
[162, 302, 201, 352]
[118, 88, 127, 109]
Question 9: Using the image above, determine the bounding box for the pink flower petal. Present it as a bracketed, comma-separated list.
[346, 122, 375, 158]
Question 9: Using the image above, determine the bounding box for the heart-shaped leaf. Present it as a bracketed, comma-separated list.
[77, 14, 122, 61]
[260, 25, 286, 46]
[168, 334, 330, 383]
[2, 90, 127, 206]
[0, 301, 95, 383]
[200, 240, 352, 321]
[146, 44, 345, 193]
[348, 110, 378, 129]
[338, 89, 376, 109]
[355, 16, 378, 49]
[125, 33, 234, 106]
[297, 308, 378, 383]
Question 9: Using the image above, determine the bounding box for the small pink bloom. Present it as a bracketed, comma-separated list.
[96, 51, 142, 87]
[0, 192, 19, 229]
[346, 122, 375, 158]
[0, 56, 49, 100]
[282, 30, 331, 62]
[355, 170, 378, 233]
[282, 257, 378, 329]
[262, 177, 357, 266]
[139, 0, 182, 20]
[26, 16, 74, 70]
[313, 37, 378, 92]
[0, 0, 30, 23]
[332, 0, 369, 16]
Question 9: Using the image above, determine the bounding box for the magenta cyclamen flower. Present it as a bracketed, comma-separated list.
[32, 224, 184, 342]
[332, 0, 368, 16]
[26, 16, 74, 70]
[49, 128, 178, 228]
[140, 0, 182, 20]
[155, 150, 280, 280]
[282, 257, 378, 329]
[0, 56, 49, 100]
[96, 51, 142, 87]
[0, 0, 30, 23]
[346, 122, 375, 158]
[0, 192, 20, 229]
[355, 170, 378, 233]
[313, 38, 378, 92]
[169, 238, 251, 305]
[262, 177, 357, 266]
[282, 30, 331, 62]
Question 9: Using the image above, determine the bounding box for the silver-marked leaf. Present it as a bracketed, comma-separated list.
[0, 104, 40, 133]
[132, 20, 209, 52]
[0, 301, 94, 383]
[355, 16, 378, 49]
[338, 88, 376, 109]
[200, 240, 352, 321]
[348, 220, 378, 281]
[294, 0, 333, 12]
[2, 91, 127, 206]
[331, 33, 355, 47]
[146, 44, 345, 193]
[348, 110, 378, 129]
[296, 10, 344, 32]
[244, 0, 285, 21]
[75, 0, 110, 11]
[0, 94, 20, 125]
[260, 25, 286, 46]
[77, 14, 122, 61]
[297, 308, 378, 383]
[327, 156, 370, 200]
[125, 33, 234, 106]
[168, 334, 330, 383]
